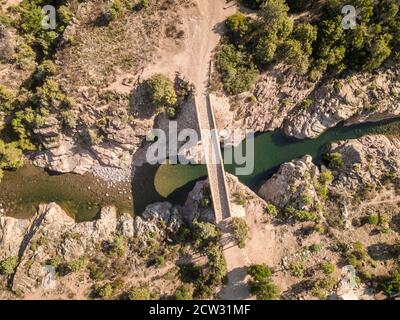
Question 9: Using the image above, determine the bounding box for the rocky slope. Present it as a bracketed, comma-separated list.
[216, 64, 400, 141]
[0, 202, 183, 298]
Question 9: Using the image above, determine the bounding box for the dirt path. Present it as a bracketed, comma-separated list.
[143, 0, 252, 300]
[142, 0, 236, 95]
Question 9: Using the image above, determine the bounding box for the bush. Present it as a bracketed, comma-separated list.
[95, 283, 114, 299]
[232, 217, 249, 248]
[309, 244, 322, 252]
[0, 85, 16, 112]
[285, 206, 319, 222]
[289, 260, 305, 278]
[67, 257, 86, 273]
[174, 284, 193, 300]
[226, 12, 250, 42]
[265, 203, 279, 216]
[323, 152, 344, 169]
[128, 286, 151, 300]
[61, 110, 77, 129]
[0, 256, 19, 275]
[192, 221, 220, 247]
[299, 98, 313, 110]
[320, 170, 334, 184]
[0, 140, 24, 172]
[103, 235, 126, 257]
[204, 244, 227, 286]
[384, 268, 400, 296]
[146, 74, 177, 109]
[320, 262, 336, 276]
[248, 263, 280, 300]
[249, 279, 280, 300]
[367, 214, 379, 225]
[248, 264, 272, 282]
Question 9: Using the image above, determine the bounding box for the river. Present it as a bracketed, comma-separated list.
[1, 119, 400, 221]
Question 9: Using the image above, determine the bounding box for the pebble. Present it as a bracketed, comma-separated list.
[91, 165, 134, 183]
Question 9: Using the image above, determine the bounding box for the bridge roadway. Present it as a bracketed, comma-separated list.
[194, 93, 232, 222]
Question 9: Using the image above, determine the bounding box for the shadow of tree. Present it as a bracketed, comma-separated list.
[390, 214, 400, 233]
[368, 242, 396, 261]
[281, 279, 314, 300]
[218, 266, 250, 300]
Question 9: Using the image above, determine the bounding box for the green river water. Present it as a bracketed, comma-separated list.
[1, 119, 400, 221]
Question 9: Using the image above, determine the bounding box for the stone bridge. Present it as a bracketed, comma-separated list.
[194, 93, 232, 223]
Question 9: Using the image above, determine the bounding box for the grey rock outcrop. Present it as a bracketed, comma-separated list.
[258, 155, 320, 210]
[0, 200, 182, 295]
[283, 67, 400, 139]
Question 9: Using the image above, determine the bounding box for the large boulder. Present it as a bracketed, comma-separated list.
[258, 155, 320, 210]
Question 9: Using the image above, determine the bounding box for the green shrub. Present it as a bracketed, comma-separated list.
[265, 203, 279, 217]
[248, 263, 280, 300]
[320, 170, 334, 184]
[14, 42, 36, 70]
[367, 214, 379, 225]
[232, 217, 249, 248]
[128, 286, 151, 300]
[249, 279, 280, 300]
[204, 244, 227, 286]
[146, 74, 177, 109]
[174, 284, 193, 300]
[67, 257, 86, 273]
[192, 221, 220, 247]
[309, 244, 322, 252]
[96, 283, 114, 299]
[226, 12, 250, 42]
[320, 262, 336, 276]
[61, 110, 77, 129]
[383, 268, 400, 296]
[0, 85, 16, 112]
[323, 152, 344, 169]
[103, 235, 126, 257]
[0, 256, 19, 275]
[285, 206, 319, 222]
[216, 44, 259, 95]
[300, 98, 313, 110]
[289, 260, 305, 278]
[0, 140, 24, 172]
[248, 264, 272, 282]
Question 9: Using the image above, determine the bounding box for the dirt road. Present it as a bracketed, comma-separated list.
[143, 0, 236, 94]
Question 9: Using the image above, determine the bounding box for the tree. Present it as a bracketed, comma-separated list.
[249, 279, 280, 300]
[277, 39, 310, 74]
[232, 217, 249, 248]
[292, 23, 317, 57]
[192, 221, 220, 247]
[216, 44, 259, 95]
[247, 263, 280, 300]
[363, 34, 392, 71]
[146, 74, 177, 109]
[248, 264, 272, 281]
[226, 12, 250, 42]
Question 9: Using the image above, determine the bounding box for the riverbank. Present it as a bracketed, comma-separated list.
[0, 163, 133, 222]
